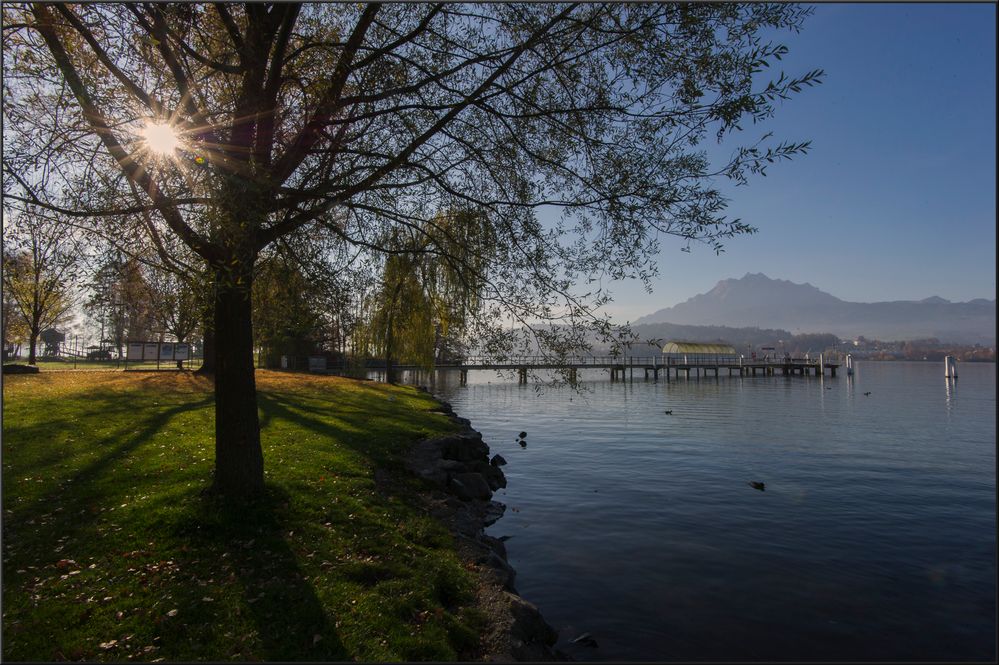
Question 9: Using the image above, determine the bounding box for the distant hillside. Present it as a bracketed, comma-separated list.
[625, 321, 792, 349]
[585, 321, 838, 357]
[634, 273, 996, 344]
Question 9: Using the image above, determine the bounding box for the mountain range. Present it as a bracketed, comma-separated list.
[633, 273, 996, 345]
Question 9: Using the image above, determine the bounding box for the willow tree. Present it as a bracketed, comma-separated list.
[362, 209, 493, 382]
[2, 3, 821, 496]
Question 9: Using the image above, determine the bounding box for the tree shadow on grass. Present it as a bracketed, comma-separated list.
[2, 379, 213, 485]
[170, 486, 347, 660]
[256, 388, 438, 467]
[4, 394, 215, 541]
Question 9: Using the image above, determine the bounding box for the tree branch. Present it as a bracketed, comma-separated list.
[29, 3, 222, 264]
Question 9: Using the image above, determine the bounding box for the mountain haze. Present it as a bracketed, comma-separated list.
[635, 273, 996, 344]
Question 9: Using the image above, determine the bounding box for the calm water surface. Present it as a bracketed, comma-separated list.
[419, 361, 995, 661]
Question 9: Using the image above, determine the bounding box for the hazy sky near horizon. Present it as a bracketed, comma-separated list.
[588, 3, 997, 323]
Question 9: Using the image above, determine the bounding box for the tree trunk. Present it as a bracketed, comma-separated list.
[197, 320, 216, 375]
[176, 334, 186, 370]
[385, 310, 396, 384]
[211, 269, 264, 496]
[27, 329, 38, 365]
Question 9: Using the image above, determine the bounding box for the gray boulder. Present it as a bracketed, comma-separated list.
[483, 500, 506, 526]
[450, 472, 492, 501]
[481, 464, 507, 491]
[507, 593, 559, 660]
[440, 432, 490, 463]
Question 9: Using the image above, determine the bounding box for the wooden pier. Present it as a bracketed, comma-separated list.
[335, 355, 840, 384]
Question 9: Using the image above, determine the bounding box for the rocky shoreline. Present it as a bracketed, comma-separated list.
[406, 388, 564, 661]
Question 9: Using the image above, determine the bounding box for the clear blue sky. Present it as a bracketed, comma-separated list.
[592, 2, 997, 323]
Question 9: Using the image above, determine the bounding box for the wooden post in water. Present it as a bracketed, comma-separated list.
[846, 354, 854, 376]
[945, 355, 958, 379]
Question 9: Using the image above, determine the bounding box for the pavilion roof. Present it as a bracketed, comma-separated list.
[662, 341, 736, 355]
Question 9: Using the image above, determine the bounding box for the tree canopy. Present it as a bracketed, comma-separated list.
[2, 2, 822, 495]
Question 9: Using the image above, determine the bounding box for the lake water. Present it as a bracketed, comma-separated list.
[414, 361, 995, 661]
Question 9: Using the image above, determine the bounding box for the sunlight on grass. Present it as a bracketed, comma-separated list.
[2, 371, 481, 661]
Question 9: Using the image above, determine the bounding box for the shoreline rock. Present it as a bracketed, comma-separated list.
[406, 389, 564, 661]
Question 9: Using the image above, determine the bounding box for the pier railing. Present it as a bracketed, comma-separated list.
[385, 354, 841, 369]
[323, 353, 842, 383]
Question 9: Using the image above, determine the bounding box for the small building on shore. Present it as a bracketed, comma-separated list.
[662, 341, 738, 364]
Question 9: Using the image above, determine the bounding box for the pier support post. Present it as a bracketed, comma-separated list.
[460, 369, 468, 385]
[518, 367, 527, 384]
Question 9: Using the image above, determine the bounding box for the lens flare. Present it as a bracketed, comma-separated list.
[140, 122, 180, 154]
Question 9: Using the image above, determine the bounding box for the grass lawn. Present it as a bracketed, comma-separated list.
[2, 370, 488, 661]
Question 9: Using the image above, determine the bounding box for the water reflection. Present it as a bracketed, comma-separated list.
[944, 376, 957, 419]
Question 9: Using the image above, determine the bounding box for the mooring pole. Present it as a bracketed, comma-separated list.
[944, 355, 958, 379]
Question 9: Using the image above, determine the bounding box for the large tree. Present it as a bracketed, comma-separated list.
[252, 249, 326, 368]
[3, 3, 821, 495]
[85, 253, 158, 358]
[1, 209, 80, 365]
[2, 280, 29, 360]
